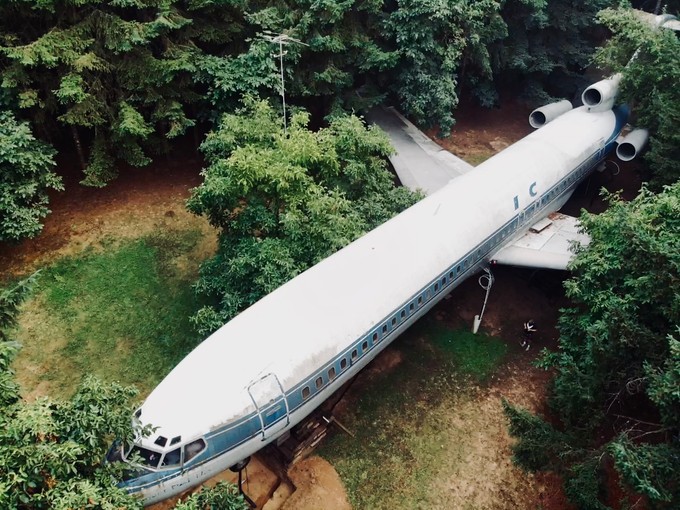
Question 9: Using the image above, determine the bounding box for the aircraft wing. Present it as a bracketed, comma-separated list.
[490, 212, 590, 270]
[366, 106, 474, 195]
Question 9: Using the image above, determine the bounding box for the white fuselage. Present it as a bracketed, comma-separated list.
[116, 105, 627, 505]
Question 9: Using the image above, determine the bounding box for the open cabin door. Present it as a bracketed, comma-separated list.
[247, 373, 290, 441]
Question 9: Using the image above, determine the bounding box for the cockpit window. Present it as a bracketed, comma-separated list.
[154, 436, 168, 447]
[161, 447, 181, 468]
[184, 439, 207, 463]
[128, 445, 162, 469]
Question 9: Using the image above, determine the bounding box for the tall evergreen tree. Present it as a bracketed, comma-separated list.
[490, 0, 617, 103]
[0, 1, 200, 186]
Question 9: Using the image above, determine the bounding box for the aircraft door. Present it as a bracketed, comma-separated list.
[247, 373, 290, 441]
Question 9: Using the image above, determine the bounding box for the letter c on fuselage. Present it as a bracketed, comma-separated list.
[529, 182, 537, 197]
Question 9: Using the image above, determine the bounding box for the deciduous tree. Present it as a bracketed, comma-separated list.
[383, 0, 505, 134]
[595, 6, 680, 188]
[188, 97, 420, 333]
[505, 183, 680, 509]
[0, 111, 62, 242]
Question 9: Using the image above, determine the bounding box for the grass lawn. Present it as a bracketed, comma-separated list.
[318, 319, 509, 509]
[14, 228, 209, 398]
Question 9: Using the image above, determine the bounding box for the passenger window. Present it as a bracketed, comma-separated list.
[340, 358, 347, 370]
[328, 367, 336, 380]
[418, 296, 423, 305]
[362, 341, 368, 351]
[302, 386, 311, 399]
[449, 271, 454, 279]
[315, 376, 323, 389]
[409, 303, 414, 312]
[400, 310, 405, 319]
[373, 332, 378, 341]
[161, 447, 181, 467]
[184, 439, 206, 463]
[391, 317, 396, 326]
[442, 277, 447, 285]
[382, 324, 387, 334]
[434, 283, 439, 291]
[352, 349, 358, 361]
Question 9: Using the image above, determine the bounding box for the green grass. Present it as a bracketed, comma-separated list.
[428, 325, 508, 382]
[318, 318, 508, 509]
[18, 229, 207, 397]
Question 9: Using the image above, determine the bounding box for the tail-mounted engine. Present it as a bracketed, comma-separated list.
[529, 100, 573, 128]
[582, 74, 622, 112]
[616, 128, 649, 161]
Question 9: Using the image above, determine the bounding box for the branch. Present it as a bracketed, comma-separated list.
[612, 414, 662, 428]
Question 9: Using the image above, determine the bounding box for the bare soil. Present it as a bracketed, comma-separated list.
[2, 100, 642, 509]
[0, 154, 214, 279]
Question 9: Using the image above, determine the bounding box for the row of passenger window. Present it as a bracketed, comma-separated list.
[298, 251, 494, 403]
[541, 165, 592, 207]
[298, 200, 575, 406]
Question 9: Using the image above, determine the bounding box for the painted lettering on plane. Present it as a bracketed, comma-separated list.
[513, 182, 538, 210]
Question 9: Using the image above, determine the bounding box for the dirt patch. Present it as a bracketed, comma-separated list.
[281, 457, 351, 510]
[0, 155, 215, 279]
[430, 99, 533, 164]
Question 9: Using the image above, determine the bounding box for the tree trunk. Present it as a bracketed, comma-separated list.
[71, 125, 87, 171]
[654, 0, 662, 15]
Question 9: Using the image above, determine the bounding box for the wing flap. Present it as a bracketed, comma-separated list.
[491, 212, 590, 270]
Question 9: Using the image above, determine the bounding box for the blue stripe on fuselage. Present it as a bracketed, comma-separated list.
[605, 105, 630, 152]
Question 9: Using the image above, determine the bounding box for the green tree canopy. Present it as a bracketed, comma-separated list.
[0, 110, 62, 242]
[505, 183, 680, 509]
[188, 97, 420, 333]
[0, 0, 208, 186]
[383, 0, 506, 134]
[595, 6, 680, 188]
[490, 0, 617, 103]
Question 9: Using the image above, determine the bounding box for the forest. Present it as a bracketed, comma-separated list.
[1, 0, 679, 509]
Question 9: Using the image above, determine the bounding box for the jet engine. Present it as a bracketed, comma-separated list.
[616, 128, 649, 161]
[582, 74, 622, 112]
[529, 100, 573, 128]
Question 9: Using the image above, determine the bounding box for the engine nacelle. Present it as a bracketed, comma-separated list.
[582, 74, 622, 112]
[616, 128, 649, 161]
[529, 100, 573, 128]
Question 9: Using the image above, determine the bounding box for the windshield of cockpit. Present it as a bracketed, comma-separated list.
[115, 436, 206, 472]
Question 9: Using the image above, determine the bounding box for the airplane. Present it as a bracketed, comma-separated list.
[106, 76, 647, 505]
